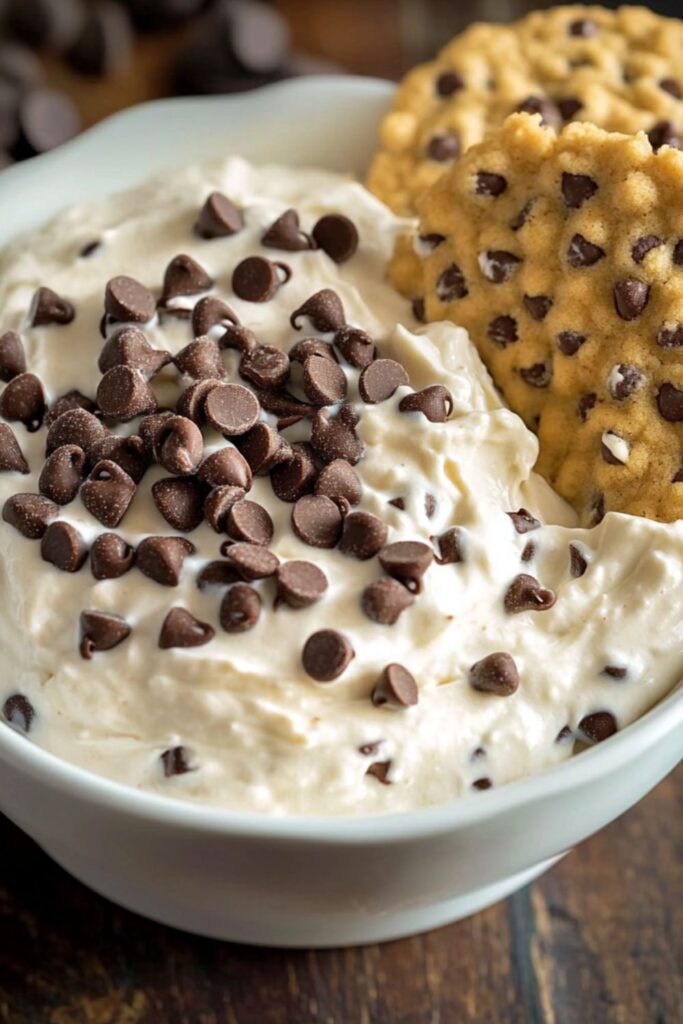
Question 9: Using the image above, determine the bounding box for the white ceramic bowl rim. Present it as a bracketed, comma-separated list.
[0, 79, 681, 844]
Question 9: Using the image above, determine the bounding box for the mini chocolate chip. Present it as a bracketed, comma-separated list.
[568, 17, 596, 36]
[90, 435, 148, 485]
[470, 652, 519, 696]
[521, 541, 535, 563]
[262, 208, 314, 251]
[426, 132, 460, 161]
[159, 607, 214, 649]
[510, 199, 534, 231]
[436, 69, 463, 95]
[660, 77, 682, 99]
[3, 693, 35, 733]
[161, 746, 195, 777]
[154, 415, 204, 476]
[435, 526, 463, 564]
[523, 295, 552, 321]
[271, 442, 317, 502]
[192, 296, 239, 337]
[613, 279, 650, 320]
[0, 331, 26, 381]
[310, 406, 364, 464]
[276, 560, 328, 609]
[45, 391, 97, 429]
[569, 543, 588, 578]
[517, 94, 561, 128]
[359, 358, 409, 404]
[0, 422, 28, 473]
[601, 432, 628, 465]
[504, 573, 556, 613]
[196, 560, 241, 591]
[227, 499, 273, 545]
[237, 423, 291, 475]
[290, 289, 346, 332]
[220, 583, 261, 633]
[361, 578, 414, 625]
[591, 493, 606, 525]
[555, 725, 573, 743]
[398, 384, 453, 422]
[557, 330, 586, 356]
[520, 362, 552, 388]
[657, 382, 683, 421]
[96, 366, 157, 422]
[302, 628, 354, 681]
[436, 262, 468, 301]
[81, 459, 136, 528]
[176, 378, 222, 424]
[631, 235, 662, 264]
[79, 240, 101, 258]
[91, 532, 135, 580]
[579, 710, 617, 743]
[425, 494, 437, 518]
[334, 326, 375, 368]
[194, 191, 244, 238]
[603, 665, 627, 680]
[99, 326, 172, 380]
[557, 96, 583, 120]
[204, 383, 260, 437]
[561, 172, 598, 209]
[315, 459, 362, 505]
[2, 492, 57, 538]
[204, 485, 246, 532]
[507, 508, 540, 534]
[372, 664, 418, 708]
[289, 337, 337, 365]
[39, 444, 86, 504]
[240, 345, 290, 391]
[487, 315, 517, 346]
[79, 610, 130, 659]
[303, 354, 347, 406]
[175, 337, 225, 380]
[220, 543, 277, 584]
[137, 536, 195, 587]
[366, 761, 391, 784]
[339, 511, 388, 560]
[479, 250, 521, 283]
[0, 372, 45, 430]
[379, 540, 433, 593]
[475, 171, 507, 196]
[647, 120, 681, 151]
[312, 214, 359, 263]
[657, 324, 683, 348]
[389, 498, 405, 511]
[567, 233, 605, 267]
[198, 446, 252, 490]
[472, 778, 493, 791]
[105, 276, 156, 323]
[412, 297, 426, 323]
[219, 324, 259, 354]
[41, 521, 88, 572]
[162, 254, 213, 303]
[232, 256, 289, 303]
[152, 477, 206, 532]
[29, 286, 74, 327]
[292, 494, 342, 548]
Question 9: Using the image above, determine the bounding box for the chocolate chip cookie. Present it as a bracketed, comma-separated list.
[418, 111, 683, 523]
[369, 5, 683, 219]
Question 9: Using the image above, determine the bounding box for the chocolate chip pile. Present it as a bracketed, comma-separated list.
[0, 0, 334, 170]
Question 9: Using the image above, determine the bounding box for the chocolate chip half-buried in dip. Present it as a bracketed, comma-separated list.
[0, 155, 680, 818]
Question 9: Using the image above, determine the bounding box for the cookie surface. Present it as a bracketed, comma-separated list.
[418, 111, 683, 524]
[370, 4, 683, 220]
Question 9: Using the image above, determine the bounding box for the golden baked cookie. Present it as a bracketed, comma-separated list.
[370, 5, 683, 218]
[417, 111, 683, 524]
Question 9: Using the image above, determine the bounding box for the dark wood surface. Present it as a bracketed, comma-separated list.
[0, 765, 680, 1024]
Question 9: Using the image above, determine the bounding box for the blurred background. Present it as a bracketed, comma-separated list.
[0, 0, 679, 168]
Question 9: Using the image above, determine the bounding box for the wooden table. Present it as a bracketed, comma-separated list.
[0, 765, 680, 1023]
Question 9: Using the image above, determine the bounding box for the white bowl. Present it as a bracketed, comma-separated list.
[0, 77, 681, 948]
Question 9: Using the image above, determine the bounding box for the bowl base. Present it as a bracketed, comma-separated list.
[41, 840, 565, 948]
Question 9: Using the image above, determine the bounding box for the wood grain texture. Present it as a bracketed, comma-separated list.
[0, 767, 680, 1024]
